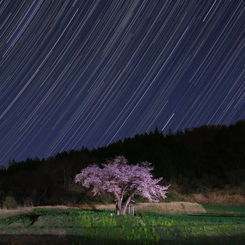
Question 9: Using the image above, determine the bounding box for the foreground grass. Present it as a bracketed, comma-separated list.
[0, 206, 244, 245]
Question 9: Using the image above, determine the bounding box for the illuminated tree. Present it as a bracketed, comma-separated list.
[75, 156, 170, 215]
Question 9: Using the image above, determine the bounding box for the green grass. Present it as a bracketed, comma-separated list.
[0, 207, 245, 244]
[203, 205, 245, 216]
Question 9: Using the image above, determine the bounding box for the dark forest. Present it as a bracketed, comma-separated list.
[0, 120, 244, 207]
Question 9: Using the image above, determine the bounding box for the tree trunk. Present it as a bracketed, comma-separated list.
[117, 199, 122, 214]
[114, 191, 134, 215]
[121, 196, 132, 215]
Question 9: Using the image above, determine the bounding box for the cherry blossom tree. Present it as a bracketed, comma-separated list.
[75, 156, 170, 215]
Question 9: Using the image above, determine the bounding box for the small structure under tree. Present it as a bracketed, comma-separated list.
[75, 156, 170, 215]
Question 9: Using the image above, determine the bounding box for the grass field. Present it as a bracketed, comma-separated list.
[0, 203, 244, 245]
[203, 205, 245, 216]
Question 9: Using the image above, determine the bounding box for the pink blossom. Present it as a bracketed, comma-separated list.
[75, 155, 170, 215]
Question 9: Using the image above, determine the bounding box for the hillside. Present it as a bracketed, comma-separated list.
[0, 121, 244, 207]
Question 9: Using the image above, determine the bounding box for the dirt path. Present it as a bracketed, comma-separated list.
[0, 202, 206, 219]
[0, 205, 75, 218]
[94, 201, 206, 214]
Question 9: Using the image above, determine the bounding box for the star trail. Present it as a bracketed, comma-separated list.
[0, 1, 245, 167]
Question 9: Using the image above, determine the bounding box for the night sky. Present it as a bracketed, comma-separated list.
[1, 1, 245, 167]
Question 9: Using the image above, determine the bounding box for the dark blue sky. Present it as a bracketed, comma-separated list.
[1, 1, 244, 167]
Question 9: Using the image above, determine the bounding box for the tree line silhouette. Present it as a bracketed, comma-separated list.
[0, 120, 244, 207]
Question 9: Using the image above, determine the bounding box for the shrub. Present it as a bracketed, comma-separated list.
[83, 192, 115, 205]
[2, 196, 17, 209]
[165, 190, 186, 202]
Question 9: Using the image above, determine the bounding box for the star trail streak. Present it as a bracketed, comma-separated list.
[0, 1, 244, 167]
